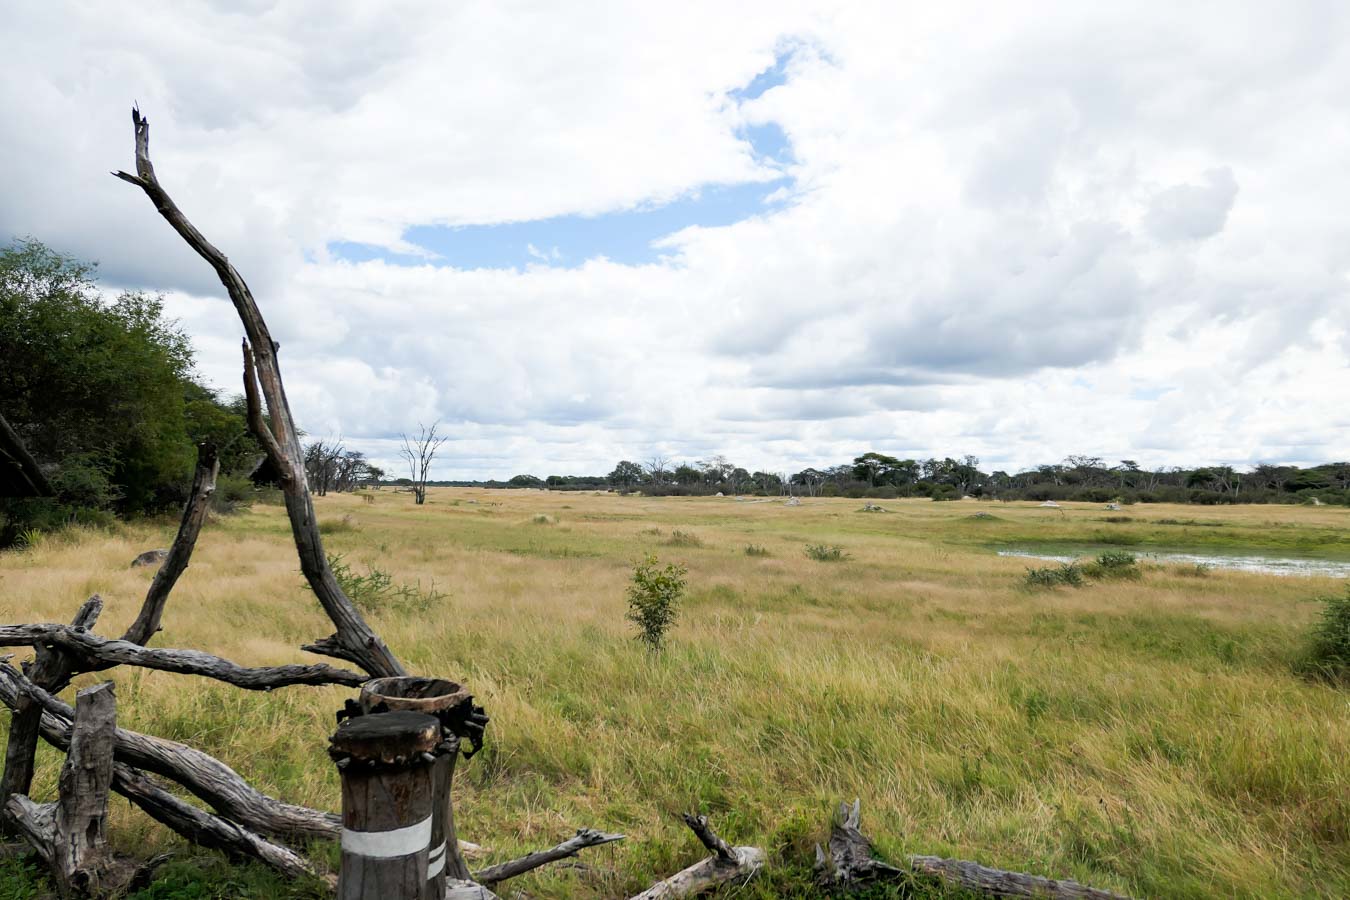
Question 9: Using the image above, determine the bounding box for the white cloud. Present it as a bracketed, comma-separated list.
[3, 1, 1348, 478]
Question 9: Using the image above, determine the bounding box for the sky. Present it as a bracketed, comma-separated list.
[3, 1, 1348, 480]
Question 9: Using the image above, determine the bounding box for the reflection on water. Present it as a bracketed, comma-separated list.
[997, 548, 1350, 578]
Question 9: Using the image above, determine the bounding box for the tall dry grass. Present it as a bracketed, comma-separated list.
[1, 492, 1346, 897]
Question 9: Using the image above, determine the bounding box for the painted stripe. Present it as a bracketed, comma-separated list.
[427, 840, 446, 879]
[342, 816, 433, 859]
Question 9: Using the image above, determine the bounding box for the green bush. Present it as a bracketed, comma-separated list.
[321, 553, 443, 613]
[212, 472, 259, 514]
[1298, 589, 1350, 685]
[1024, 562, 1084, 588]
[744, 544, 770, 557]
[804, 544, 849, 562]
[626, 554, 687, 650]
[1084, 550, 1141, 580]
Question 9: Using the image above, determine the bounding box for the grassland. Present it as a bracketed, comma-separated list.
[1, 491, 1347, 898]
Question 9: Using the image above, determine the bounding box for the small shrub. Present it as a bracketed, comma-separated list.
[804, 544, 849, 562]
[627, 554, 687, 650]
[321, 553, 441, 613]
[14, 528, 45, 551]
[212, 472, 257, 514]
[530, 514, 556, 525]
[744, 544, 770, 557]
[1298, 589, 1350, 685]
[667, 530, 703, 547]
[1084, 551, 1141, 580]
[1024, 562, 1084, 588]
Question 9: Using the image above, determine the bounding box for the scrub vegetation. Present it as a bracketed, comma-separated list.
[0, 492, 1347, 898]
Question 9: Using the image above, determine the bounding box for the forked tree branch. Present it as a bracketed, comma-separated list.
[114, 106, 404, 679]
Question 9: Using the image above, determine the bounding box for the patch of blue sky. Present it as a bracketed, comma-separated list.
[328, 49, 797, 270]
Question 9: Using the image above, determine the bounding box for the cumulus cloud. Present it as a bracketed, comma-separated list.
[3, 1, 1348, 478]
[1144, 168, 1239, 242]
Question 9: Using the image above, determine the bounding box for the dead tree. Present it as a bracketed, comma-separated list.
[0, 105, 630, 899]
[399, 422, 447, 505]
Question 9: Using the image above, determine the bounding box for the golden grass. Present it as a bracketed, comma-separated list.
[2, 491, 1347, 898]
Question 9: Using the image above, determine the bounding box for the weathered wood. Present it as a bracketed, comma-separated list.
[0, 673, 317, 881]
[816, 799, 1132, 899]
[5, 683, 131, 897]
[115, 107, 405, 680]
[0, 596, 102, 832]
[474, 827, 626, 888]
[0, 624, 366, 690]
[332, 712, 438, 900]
[51, 682, 117, 895]
[0, 661, 338, 842]
[629, 814, 764, 899]
[4, 440, 212, 818]
[120, 443, 218, 646]
[357, 675, 475, 895]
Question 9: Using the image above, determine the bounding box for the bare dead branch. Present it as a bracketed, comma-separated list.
[0, 596, 103, 825]
[474, 828, 626, 887]
[122, 442, 219, 647]
[0, 625, 366, 690]
[114, 106, 404, 679]
[816, 799, 1132, 899]
[241, 340, 290, 483]
[0, 663, 339, 842]
[629, 815, 764, 899]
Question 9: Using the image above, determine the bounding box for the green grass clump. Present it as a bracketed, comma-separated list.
[667, 530, 703, 547]
[804, 544, 849, 562]
[1083, 550, 1141, 580]
[1024, 562, 1084, 588]
[1297, 589, 1350, 684]
[317, 515, 357, 534]
[744, 544, 771, 557]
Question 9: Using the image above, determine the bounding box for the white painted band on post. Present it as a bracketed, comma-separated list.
[426, 840, 446, 879]
[341, 815, 433, 859]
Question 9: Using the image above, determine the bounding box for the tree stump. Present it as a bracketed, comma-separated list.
[331, 711, 439, 900]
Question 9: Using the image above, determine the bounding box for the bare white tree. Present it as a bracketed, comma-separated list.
[399, 422, 448, 505]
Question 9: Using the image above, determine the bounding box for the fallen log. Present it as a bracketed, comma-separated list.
[0, 624, 366, 690]
[0, 661, 338, 842]
[474, 827, 626, 888]
[629, 814, 764, 899]
[816, 799, 1132, 899]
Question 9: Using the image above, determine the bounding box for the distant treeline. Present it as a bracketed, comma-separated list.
[475, 453, 1350, 506]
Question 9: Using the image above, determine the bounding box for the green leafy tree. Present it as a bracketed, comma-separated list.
[0, 239, 253, 540]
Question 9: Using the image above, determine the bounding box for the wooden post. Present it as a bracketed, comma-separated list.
[331, 711, 440, 900]
[5, 681, 120, 897]
[358, 676, 474, 898]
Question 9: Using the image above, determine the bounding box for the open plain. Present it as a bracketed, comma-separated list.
[1, 490, 1347, 898]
